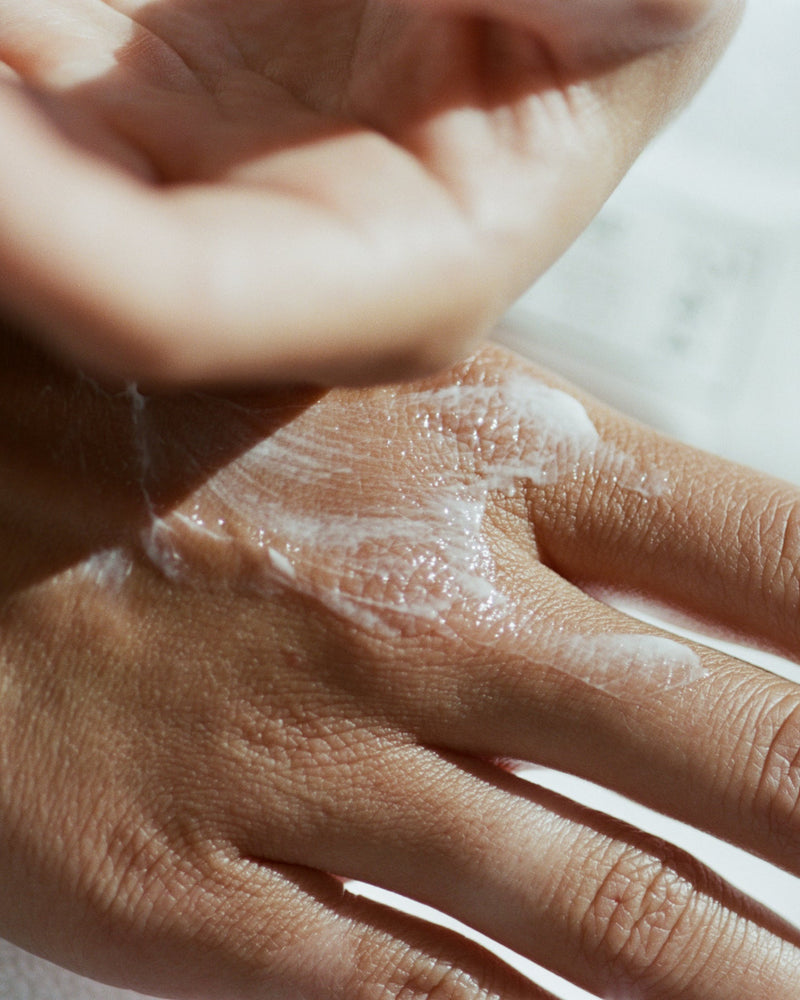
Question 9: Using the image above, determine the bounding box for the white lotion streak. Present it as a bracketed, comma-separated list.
[140, 373, 599, 640]
[123, 360, 698, 694]
[557, 633, 708, 696]
[75, 548, 134, 590]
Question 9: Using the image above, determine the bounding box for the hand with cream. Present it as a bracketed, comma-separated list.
[1, 330, 799, 1000]
[0, 0, 740, 388]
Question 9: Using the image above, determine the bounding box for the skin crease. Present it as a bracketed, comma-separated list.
[2, 331, 800, 1000]
[0, 0, 743, 386]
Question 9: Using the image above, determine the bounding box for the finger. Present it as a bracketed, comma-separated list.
[230, 744, 800, 1000]
[398, 551, 800, 880]
[527, 373, 800, 661]
[0, 66, 661, 391]
[0, 79, 490, 389]
[47, 854, 555, 1000]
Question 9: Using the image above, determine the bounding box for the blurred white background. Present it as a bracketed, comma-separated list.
[2, 2, 798, 998]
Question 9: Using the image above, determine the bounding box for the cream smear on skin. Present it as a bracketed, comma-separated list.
[85, 355, 703, 694]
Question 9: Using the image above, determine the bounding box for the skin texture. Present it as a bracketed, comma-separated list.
[0, 0, 742, 387]
[1, 330, 800, 1000]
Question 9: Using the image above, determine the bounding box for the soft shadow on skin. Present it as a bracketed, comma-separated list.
[0, 321, 324, 596]
[32, 0, 614, 184]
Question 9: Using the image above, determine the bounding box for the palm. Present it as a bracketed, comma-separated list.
[0, 0, 736, 384]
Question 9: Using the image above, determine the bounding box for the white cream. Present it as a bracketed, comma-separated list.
[75, 548, 134, 590]
[131, 369, 602, 642]
[78, 353, 701, 694]
[553, 633, 707, 696]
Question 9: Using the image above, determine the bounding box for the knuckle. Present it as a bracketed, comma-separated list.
[394, 959, 494, 1000]
[577, 842, 709, 986]
[350, 937, 503, 1000]
[750, 695, 800, 857]
[752, 493, 800, 631]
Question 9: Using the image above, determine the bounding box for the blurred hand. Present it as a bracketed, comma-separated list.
[1, 329, 799, 1000]
[0, 0, 740, 387]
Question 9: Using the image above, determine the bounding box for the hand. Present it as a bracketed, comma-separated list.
[1, 328, 799, 999]
[0, 0, 740, 388]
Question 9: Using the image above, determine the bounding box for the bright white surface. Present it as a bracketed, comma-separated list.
[3, 2, 799, 998]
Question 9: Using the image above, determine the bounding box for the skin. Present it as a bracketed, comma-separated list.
[1, 329, 800, 1000]
[0, 0, 741, 387]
